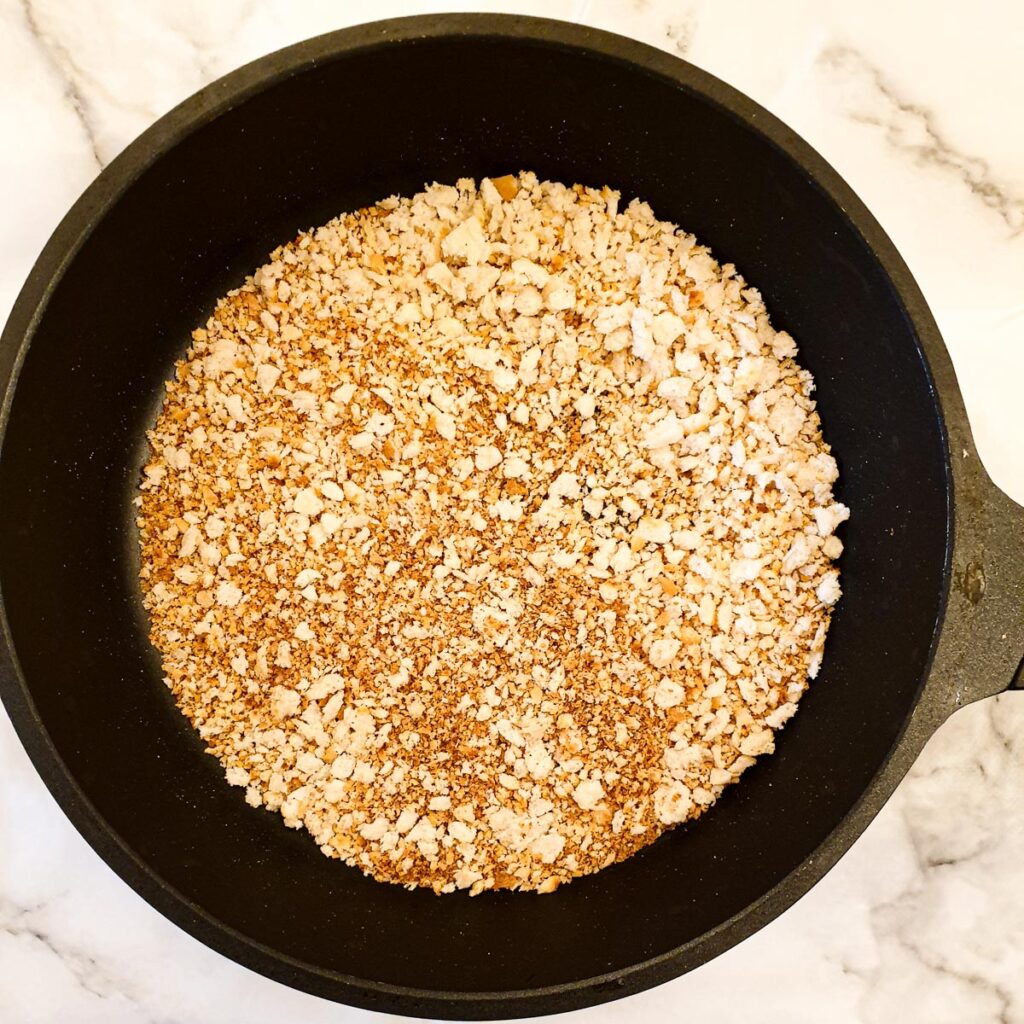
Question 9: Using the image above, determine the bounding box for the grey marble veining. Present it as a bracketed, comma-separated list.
[1, 1, 1022, 1021]
[818, 44, 1024, 234]
[17, 0, 103, 168]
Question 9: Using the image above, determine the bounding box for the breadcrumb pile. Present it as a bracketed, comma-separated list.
[137, 173, 848, 894]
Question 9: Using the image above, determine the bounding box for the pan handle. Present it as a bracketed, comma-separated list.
[944, 463, 1024, 708]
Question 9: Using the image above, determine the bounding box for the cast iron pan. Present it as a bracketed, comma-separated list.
[0, 15, 1021, 1020]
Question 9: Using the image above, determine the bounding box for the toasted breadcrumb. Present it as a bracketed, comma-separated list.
[137, 173, 846, 894]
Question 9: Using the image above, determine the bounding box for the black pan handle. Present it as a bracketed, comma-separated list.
[940, 461, 1024, 708]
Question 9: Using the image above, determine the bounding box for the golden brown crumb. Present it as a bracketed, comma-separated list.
[137, 173, 847, 895]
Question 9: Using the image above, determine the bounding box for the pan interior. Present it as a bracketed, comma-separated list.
[0, 34, 948, 995]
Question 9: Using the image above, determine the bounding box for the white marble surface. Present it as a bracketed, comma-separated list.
[1, 0, 1022, 1021]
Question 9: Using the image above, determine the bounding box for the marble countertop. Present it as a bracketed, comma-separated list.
[1, 1, 1022, 1021]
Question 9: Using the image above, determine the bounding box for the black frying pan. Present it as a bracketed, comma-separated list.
[0, 16, 1021, 1021]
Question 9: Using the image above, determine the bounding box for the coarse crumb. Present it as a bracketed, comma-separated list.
[137, 173, 847, 895]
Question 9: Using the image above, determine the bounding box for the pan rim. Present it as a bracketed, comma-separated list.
[0, 13, 960, 1018]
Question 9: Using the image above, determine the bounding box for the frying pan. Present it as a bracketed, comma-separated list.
[0, 14, 1021, 1020]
